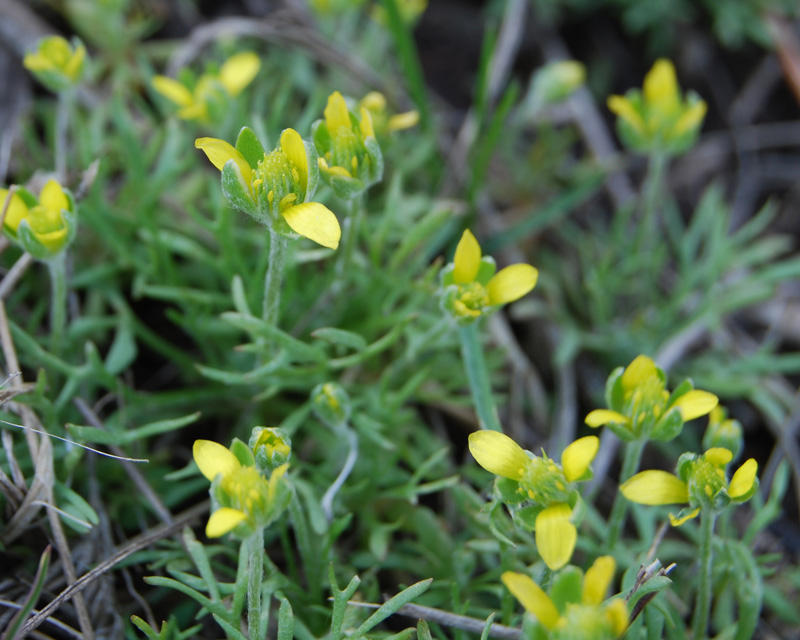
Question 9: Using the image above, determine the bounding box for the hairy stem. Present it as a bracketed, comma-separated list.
[605, 437, 646, 547]
[262, 230, 288, 325]
[48, 252, 68, 355]
[246, 532, 265, 640]
[458, 322, 502, 432]
[692, 508, 717, 640]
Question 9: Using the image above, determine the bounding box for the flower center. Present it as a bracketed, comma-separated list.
[519, 456, 570, 505]
[255, 148, 303, 209]
[688, 458, 727, 506]
[220, 466, 270, 516]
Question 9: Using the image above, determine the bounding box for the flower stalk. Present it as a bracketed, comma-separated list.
[246, 532, 266, 640]
[459, 322, 502, 432]
[48, 252, 68, 355]
[692, 508, 717, 640]
[263, 229, 287, 325]
[605, 437, 645, 547]
[55, 88, 73, 182]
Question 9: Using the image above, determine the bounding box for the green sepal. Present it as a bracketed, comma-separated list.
[494, 476, 525, 505]
[323, 170, 365, 201]
[15, 186, 39, 208]
[512, 504, 542, 532]
[607, 421, 637, 442]
[311, 119, 331, 152]
[475, 256, 497, 285]
[651, 406, 684, 442]
[230, 438, 255, 467]
[666, 378, 694, 408]
[676, 452, 696, 483]
[302, 138, 320, 200]
[549, 565, 583, 612]
[235, 127, 265, 169]
[364, 135, 384, 184]
[440, 262, 455, 288]
[221, 162, 258, 218]
[605, 366, 625, 412]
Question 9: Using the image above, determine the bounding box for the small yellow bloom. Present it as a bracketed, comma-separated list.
[359, 91, 420, 136]
[442, 229, 538, 323]
[528, 60, 586, 108]
[585, 354, 718, 442]
[2, 180, 76, 260]
[195, 127, 341, 249]
[312, 91, 384, 199]
[502, 556, 627, 639]
[193, 438, 290, 538]
[24, 36, 87, 91]
[620, 448, 758, 525]
[607, 58, 707, 155]
[152, 52, 260, 123]
[469, 432, 598, 569]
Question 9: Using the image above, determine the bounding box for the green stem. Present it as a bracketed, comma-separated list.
[262, 230, 288, 325]
[55, 89, 73, 183]
[48, 252, 68, 355]
[692, 508, 717, 640]
[246, 532, 265, 640]
[334, 195, 363, 286]
[605, 437, 646, 547]
[634, 152, 667, 259]
[458, 322, 502, 432]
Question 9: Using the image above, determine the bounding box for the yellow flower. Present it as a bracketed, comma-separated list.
[585, 355, 718, 442]
[24, 36, 87, 91]
[2, 180, 76, 260]
[469, 431, 598, 569]
[620, 448, 758, 526]
[702, 406, 743, 460]
[312, 91, 384, 199]
[152, 52, 260, 123]
[193, 439, 290, 538]
[195, 127, 341, 249]
[442, 229, 538, 323]
[502, 556, 628, 639]
[359, 92, 420, 136]
[607, 59, 707, 154]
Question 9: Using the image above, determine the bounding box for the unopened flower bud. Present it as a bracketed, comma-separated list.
[311, 382, 351, 428]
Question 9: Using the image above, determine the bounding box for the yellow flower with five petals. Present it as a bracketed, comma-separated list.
[152, 52, 260, 123]
[24, 36, 87, 92]
[469, 431, 598, 570]
[502, 556, 628, 639]
[607, 59, 706, 155]
[620, 447, 758, 526]
[585, 355, 718, 442]
[193, 439, 290, 538]
[195, 127, 340, 249]
[441, 229, 538, 324]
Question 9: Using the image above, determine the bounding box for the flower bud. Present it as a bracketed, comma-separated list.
[311, 382, 351, 428]
[528, 60, 585, 108]
[702, 406, 743, 461]
[249, 427, 292, 474]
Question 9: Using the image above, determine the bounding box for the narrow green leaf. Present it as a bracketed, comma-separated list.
[353, 578, 433, 637]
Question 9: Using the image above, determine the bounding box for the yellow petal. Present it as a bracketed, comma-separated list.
[388, 110, 420, 131]
[152, 75, 194, 107]
[729, 458, 758, 499]
[359, 106, 376, 139]
[23, 52, 51, 72]
[1, 189, 29, 233]
[535, 503, 576, 570]
[668, 507, 700, 526]
[36, 228, 69, 252]
[452, 229, 481, 284]
[644, 59, 679, 112]
[325, 91, 351, 132]
[468, 431, 528, 480]
[585, 409, 628, 428]
[281, 202, 341, 250]
[219, 52, 261, 96]
[195, 137, 252, 184]
[177, 102, 208, 122]
[501, 572, 559, 630]
[206, 507, 247, 537]
[281, 129, 308, 191]
[193, 439, 240, 482]
[704, 447, 733, 467]
[65, 43, 86, 81]
[361, 91, 387, 111]
[319, 158, 353, 178]
[620, 470, 688, 505]
[582, 555, 616, 605]
[621, 355, 657, 391]
[605, 599, 629, 637]
[561, 435, 599, 482]
[607, 95, 645, 134]
[486, 264, 538, 305]
[268, 463, 290, 502]
[39, 180, 68, 213]
[672, 100, 707, 137]
[672, 390, 718, 420]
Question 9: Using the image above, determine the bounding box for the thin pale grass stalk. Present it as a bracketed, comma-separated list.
[321, 426, 358, 520]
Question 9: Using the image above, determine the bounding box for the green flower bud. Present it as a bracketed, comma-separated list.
[249, 427, 292, 474]
[311, 382, 351, 428]
[24, 36, 87, 92]
[702, 406, 743, 461]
